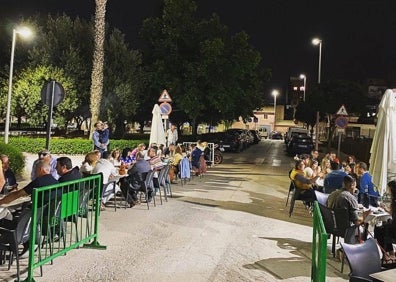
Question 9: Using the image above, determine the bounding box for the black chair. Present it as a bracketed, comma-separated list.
[288, 181, 312, 217]
[0, 208, 31, 281]
[285, 180, 295, 207]
[102, 180, 118, 211]
[139, 171, 155, 210]
[341, 238, 382, 281]
[314, 190, 329, 206]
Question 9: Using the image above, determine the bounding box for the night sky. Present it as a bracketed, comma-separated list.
[2, 0, 396, 97]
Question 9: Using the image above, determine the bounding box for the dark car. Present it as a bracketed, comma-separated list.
[249, 130, 261, 144]
[220, 129, 246, 152]
[286, 134, 314, 156]
[269, 131, 283, 140]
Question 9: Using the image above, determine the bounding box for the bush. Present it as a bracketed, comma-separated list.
[3, 137, 148, 155]
[0, 143, 25, 176]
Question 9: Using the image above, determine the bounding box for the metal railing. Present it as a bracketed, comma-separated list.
[311, 201, 328, 282]
[26, 174, 106, 281]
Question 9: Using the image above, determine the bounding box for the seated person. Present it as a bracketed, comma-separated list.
[92, 151, 121, 210]
[120, 152, 152, 207]
[356, 161, 380, 207]
[0, 160, 58, 207]
[1, 154, 17, 193]
[323, 161, 347, 194]
[170, 145, 183, 176]
[56, 157, 81, 183]
[290, 159, 321, 203]
[190, 143, 202, 175]
[326, 175, 368, 226]
[375, 180, 396, 263]
[147, 146, 164, 193]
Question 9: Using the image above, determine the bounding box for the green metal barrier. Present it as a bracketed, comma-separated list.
[311, 201, 328, 282]
[25, 174, 107, 281]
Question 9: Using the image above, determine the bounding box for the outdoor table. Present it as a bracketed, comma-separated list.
[370, 267, 396, 281]
[0, 196, 31, 220]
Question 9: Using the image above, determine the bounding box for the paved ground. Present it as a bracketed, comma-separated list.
[2, 141, 350, 281]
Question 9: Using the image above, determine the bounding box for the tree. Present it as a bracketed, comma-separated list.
[12, 65, 77, 127]
[140, 0, 268, 134]
[89, 0, 107, 138]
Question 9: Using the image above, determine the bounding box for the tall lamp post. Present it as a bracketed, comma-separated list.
[312, 38, 322, 150]
[5, 27, 32, 144]
[272, 89, 279, 131]
[299, 74, 306, 101]
[312, 38, 322, 84]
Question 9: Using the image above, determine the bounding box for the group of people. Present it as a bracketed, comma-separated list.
[290, 149, 396, 264]
[291, 150, 380, 207]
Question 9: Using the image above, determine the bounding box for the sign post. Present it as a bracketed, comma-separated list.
[335, 105, 348, 159]
[41, 80, 65, 149]
[158, 89, 172, 146]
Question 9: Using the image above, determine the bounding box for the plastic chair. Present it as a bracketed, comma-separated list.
[341, 238, 382, 281]
[288, 181, 311, 217]
[139, 171, 155, 210]
[158, 165, 171, 202]
[314, 190, 330, 206]
[179, 156, 191, 185]
[285, 181, 295, 207]
[0, 208, 32, 281]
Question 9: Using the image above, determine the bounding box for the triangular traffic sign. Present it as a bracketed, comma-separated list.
[336, 105, 348, 116]
[158, 89, 172, 102]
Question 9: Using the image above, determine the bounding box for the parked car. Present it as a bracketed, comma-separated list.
[220, 129, 246, 152]
[284, 127, 309, 144]
[286, 133, 314, 156]
[249, 130, 261, 144]
[269, 131, 283, 140]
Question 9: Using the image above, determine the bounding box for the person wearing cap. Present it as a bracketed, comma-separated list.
[31, 149, 59, 181]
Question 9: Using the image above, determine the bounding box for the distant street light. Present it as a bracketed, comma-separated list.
[312, 38, 322, 84]
[272, 89, 279, 131]
[5, 26, 32, 144]
[299, 74, 306, 101]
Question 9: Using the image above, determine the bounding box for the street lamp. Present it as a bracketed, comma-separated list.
[312, 38, 322, 84]
[5, 26, 32, 144]
[272, 89, 279, 131]
[299, 74, 306, 101]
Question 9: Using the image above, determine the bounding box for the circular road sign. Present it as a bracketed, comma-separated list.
[159, 102, 172, 115]
[41, 80, 65, 107]
[335, 116, 348, 128]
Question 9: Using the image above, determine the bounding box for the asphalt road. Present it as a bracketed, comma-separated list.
[2, 140, 348, 281]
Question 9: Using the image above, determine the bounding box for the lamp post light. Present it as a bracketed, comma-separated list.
[312, 38, 322, 84]
[5, 26, 32, 144]
[299, 74, 306, 101]
[272, 89, 279, 131]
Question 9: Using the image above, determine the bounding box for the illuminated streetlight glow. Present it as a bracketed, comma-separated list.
[272, 89, 279, 131]
[299, 74, 306, 101]
[312, 38, 322, 84]
[5, 26, 33, 144]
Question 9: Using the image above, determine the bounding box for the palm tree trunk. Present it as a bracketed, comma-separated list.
[89, 0, 107, 139]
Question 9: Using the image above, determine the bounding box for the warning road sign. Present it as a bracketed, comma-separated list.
[158, 89, 172, 102]
[336, 105, 348, 116]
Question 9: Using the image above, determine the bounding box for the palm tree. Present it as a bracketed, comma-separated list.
[89, 0, 107, 138]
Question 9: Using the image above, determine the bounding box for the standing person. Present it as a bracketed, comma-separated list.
[31, 149, 59, 181]
[356, 161, 380, 207]
[166, 123, 178, 146]
[92, 121, 109, 157]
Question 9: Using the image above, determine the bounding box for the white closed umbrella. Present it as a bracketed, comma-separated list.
[149, 104, 166, 146]
[369, 89, 396, 195]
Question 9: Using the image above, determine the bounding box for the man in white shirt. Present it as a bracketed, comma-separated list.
[92, 151, 120, 209]
[166, 123, 178, 145]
